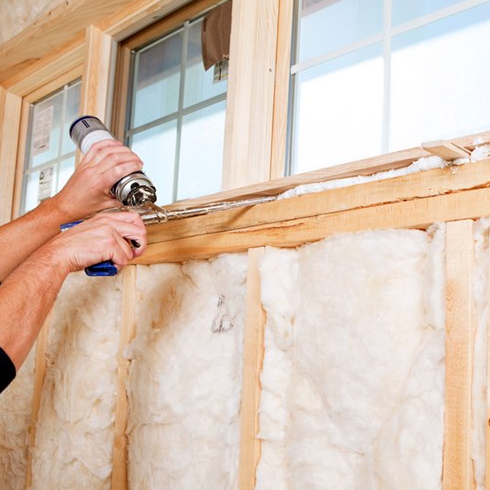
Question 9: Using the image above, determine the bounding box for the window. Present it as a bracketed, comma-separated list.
[22, 81, 81, 213]
[118, 1, 230, 205]
[288, 0, 490, 174]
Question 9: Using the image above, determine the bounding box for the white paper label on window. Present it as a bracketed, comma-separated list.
[213, 59, 229, 83]
[32, 106, 54, 156]
[38, 167, 54, 201]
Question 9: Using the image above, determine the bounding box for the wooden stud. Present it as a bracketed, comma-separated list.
[11, 100, 30, 220]
[25, 313, 52, 489]
[222, 0, 280, 189]
[443, 220, 475, 489]
[487, 233, 490, 490]
[80, 25, 116, 122]
[0, 87, 22, 225]
[238, 248, 266, 490]
[111, 265, 137, 490]
[270, 0, 294, 180]
[132, 185, 490, 265]
[422, 140, 471, 160]
[145, 158, 490, 246]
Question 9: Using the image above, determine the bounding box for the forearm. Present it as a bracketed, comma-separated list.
[0, 197, 71, 281]
[0, 245, 69, 370]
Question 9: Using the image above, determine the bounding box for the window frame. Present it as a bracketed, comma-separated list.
[112, 0, 230, 205]
[112, 0, 222, 142]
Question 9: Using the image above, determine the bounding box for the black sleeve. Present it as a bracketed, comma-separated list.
[0, 347, 16, 394]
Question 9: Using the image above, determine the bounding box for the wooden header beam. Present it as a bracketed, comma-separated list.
[131, 158, 490, 264]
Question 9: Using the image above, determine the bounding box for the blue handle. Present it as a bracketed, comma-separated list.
[85, 261, 118, 276]
[60, 220, 118, 277]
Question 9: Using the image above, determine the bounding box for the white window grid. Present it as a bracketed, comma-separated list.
[287, 0, 490, 175]
[21, 80, 81, 214]
[124, 13, 228, 203]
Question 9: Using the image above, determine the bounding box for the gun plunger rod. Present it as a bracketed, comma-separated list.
[104, 195, 277, 225]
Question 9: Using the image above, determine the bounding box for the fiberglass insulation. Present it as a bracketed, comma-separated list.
[0, 348, 35, 490]
[125, 253, 247, 490]
[256, 227, 446, 490]
[30, 272, 122, 490]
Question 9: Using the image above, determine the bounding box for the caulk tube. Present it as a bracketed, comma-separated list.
[69, 115, 157, 206]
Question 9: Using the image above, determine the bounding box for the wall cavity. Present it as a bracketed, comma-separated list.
[0, 349, 35, 490]
[31, 272, 122, 490]
[256, 227, 447, 489]
[126, 253, 248, 489]
[1, 223, 489, 488]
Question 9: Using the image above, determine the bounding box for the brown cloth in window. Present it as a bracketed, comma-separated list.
[201, 1, 232, 71]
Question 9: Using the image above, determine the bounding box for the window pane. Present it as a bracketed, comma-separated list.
[132, 30, 183, 128]
[57, 157, 76, 193]
[184, 18, 227, 108]
[390, 4, 490, 151]
[24, 171, 41, 213]
[31, 93, 63, 167]
[291, 43, 383, 174]
[130, 122, 178, 205]
[393, 0, 464, 26]
[177, 101, 226, 201]
[24, 167, 58, 212]
[62, 82, 81, 155]
[297, 0, 383, 63]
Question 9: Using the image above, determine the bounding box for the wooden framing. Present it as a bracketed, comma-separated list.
[111, 265, 138, 490]
[2, 0, 490, 488]
[239, 248, 266, 490]
[270, 0, 293, 180]
[222, 0, 280, 189]
[443, 220, 476, 489]
[25, 316, 52, 488]
[0, 87, 22, 225]
[80, 26, 117, 122]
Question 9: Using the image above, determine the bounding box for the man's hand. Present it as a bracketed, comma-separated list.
[45, 212, 147, 274]
[52, 140, 145, 221]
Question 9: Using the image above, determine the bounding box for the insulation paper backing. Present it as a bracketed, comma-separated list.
[256, 227, 446, 490]
[30, 272, 122, 490]
[0, 348, 35, 490]
[126, 253, 247, 490]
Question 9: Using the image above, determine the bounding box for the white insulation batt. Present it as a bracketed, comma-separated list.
[30, 272, 122, 490]
[0, 348, 35, 490]
[256, 227, 447, 490]
[126, 254, 248, 490]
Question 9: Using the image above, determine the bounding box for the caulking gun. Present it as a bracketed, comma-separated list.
[64, 115, 277, 276]
[64, 115, 161, 276]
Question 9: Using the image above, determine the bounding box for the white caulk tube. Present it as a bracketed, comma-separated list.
[69, 115, 157, 206]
